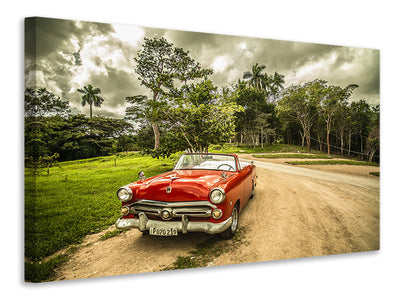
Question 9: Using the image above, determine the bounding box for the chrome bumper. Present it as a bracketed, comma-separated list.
[115, 212, 232, 234]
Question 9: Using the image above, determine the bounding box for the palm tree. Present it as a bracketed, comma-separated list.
[262, 73, 272, 93]
[236, 79, 247, 90]
[243, 63, 266, 90]
[77, 84, 105, 118]
[269, 72, 285, 102]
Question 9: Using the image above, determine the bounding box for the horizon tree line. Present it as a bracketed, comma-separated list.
[24, 37, 380, 163]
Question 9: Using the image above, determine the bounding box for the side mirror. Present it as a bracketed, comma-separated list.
[138, 170, 145, 180]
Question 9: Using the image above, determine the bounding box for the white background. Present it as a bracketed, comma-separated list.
[2, 0, 399, 299]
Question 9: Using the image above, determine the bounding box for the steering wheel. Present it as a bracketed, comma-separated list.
[217, 163, 234, 171]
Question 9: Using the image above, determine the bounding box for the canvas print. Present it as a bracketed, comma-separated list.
[24, 17, 380, 282]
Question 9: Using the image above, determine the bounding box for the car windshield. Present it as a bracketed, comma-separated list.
[174, 154, 237, 171]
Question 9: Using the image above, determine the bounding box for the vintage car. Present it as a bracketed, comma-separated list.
[115, 153, 256, 239]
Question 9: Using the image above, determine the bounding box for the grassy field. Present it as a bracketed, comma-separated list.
[25, 153, 176, 281]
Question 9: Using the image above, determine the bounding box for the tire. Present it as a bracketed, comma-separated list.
[250, 179, 255, 199]
[220, 203, 239, 239]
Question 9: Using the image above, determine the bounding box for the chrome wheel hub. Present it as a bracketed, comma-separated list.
[231, 208, 238, 232]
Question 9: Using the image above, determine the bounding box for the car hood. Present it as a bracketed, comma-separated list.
[131, 169, 229, 202]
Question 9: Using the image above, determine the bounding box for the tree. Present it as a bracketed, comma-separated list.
[334, 103, 351, 155]
[42, 153, 60, 175]
[366, 104, 380, 162]
[366, 126, 379, 162]
[232, 87, 266, 146]
[255, 112, 272, 147]
[269, 72, 285, 103]
[125, 94, 166, 129]
[25, 88, 70, 118]
[24, 88, 71, 173]
[350, 100, 372, 159]
[236, 79, 247, 91]
[77, 84, 105, 118]
[134, 36, 212, 150]
[313, 109, 326, 152]
[164, 80, 243, 152]
[321, 83, 358, 155]
[243, 63, 267, 90]
[25, 113, 133, 162]
[371, 104, 380, 127]
[278, 80, 325, 153]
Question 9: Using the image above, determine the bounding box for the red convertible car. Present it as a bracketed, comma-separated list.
[115, 153, 256, 239]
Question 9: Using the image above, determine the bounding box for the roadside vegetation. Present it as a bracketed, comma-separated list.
[286, 160, 379, 166]
[209, 143, 314, 154]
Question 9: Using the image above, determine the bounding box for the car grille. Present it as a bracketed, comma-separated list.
[129, 199, 216, 220]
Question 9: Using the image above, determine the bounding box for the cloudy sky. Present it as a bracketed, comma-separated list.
[25, 17, 380, 119]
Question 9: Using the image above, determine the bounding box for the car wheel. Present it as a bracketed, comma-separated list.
[220, 203, 239, 239]
[250, 179, 255, 198]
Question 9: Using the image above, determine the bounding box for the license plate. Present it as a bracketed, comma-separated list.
[149, 227, 178, 236]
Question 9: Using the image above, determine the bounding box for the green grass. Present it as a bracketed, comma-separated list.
[25, 153, 175, 282]
[99, 229, 129, 241]
[253, 154, 333, 159]
[25, 254, 70, 282]
[163, 227, 246, 271]
[208, 143, 315, 154]
[286, 160, 379, 166]
[25, 246, 78, 282]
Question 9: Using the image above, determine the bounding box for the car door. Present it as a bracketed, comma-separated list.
[237, 159, 253, 207]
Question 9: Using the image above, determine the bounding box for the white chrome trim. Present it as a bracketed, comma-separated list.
[117, 186, 133, 202]
[129, 200, 215, 218]
[115, 213, 233, 234]
[209, 187, 226, 204]
[133, 199, 217, 209]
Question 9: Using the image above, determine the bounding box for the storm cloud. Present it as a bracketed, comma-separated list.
[25, 17, 380, 119]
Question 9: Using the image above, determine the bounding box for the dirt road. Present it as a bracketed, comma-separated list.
[54, 156, 379, 281]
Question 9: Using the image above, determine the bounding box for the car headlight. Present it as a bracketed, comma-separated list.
[117, 187, 133, 202]
[210, 188, 226, 204]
